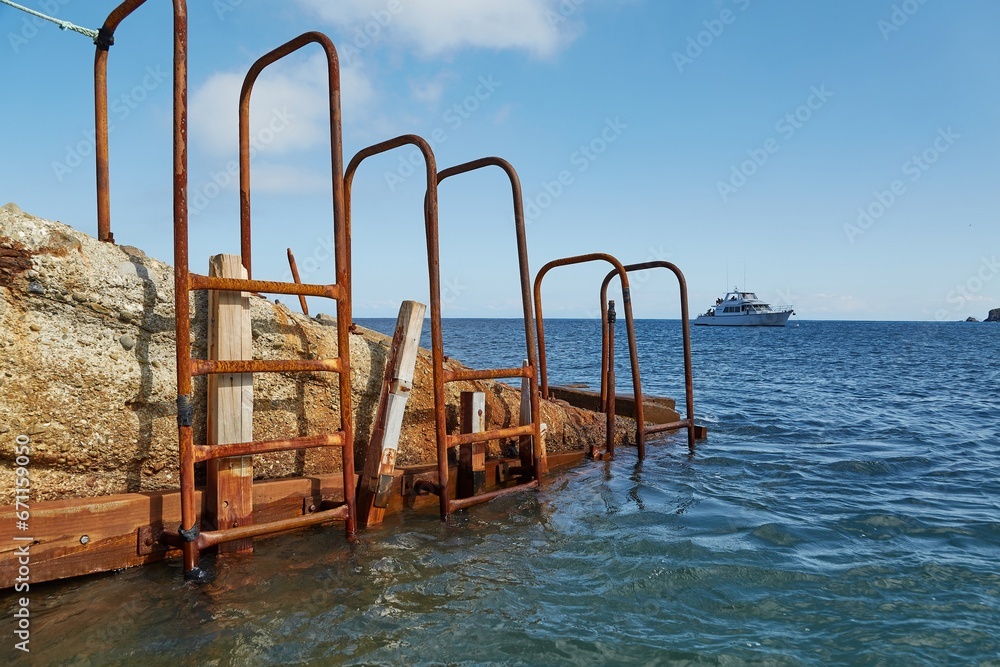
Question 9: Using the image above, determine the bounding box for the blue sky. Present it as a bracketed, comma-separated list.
[2, 0, 998, 320]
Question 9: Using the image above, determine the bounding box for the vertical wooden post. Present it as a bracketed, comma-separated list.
[457, 391, 486, 498]
[357, 301, 426, 527]
[206, 254, 253, 553]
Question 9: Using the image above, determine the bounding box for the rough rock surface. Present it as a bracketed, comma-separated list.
[986, 308, 1000, 323]
[0, 204, 629, 504]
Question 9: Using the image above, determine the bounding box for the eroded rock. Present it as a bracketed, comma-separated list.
[0, 205, 623, 504]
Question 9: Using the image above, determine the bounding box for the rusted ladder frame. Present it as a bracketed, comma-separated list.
[533, 254, 646, 459]
[436, 158, 543, 515]
[93, 0, 173, 243]
[599, 261, 700, 453]
[164, 32, 355, 581]
[346, 145, 543, 520]
[344, 135, 442, 514]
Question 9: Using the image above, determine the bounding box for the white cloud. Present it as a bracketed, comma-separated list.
[409, 73, 454, 105]
[190, 52, 375, 158]
[493, 102, 516, 125]
[252, 163, 330, 194]
[294, 0, 584, 58]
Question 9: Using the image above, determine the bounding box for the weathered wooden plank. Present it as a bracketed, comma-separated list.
[457, 392, 486, 498]
[0, 452, 588, 589]
[205, 254, 254, 553]
[356, 301, 425, 527]
[549, 385, 680, 424]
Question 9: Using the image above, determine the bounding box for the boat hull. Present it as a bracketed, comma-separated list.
[693, 310, 792, 326]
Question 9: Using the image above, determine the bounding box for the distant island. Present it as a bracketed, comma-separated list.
[987, 308, 1000, 322]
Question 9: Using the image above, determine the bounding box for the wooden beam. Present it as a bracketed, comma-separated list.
[356, 301, 425, 527]
[0, 452, 588, 588]
[457, 391, 487, 498]
[205, 254, 253, 553]
[548, 385, 680, 425]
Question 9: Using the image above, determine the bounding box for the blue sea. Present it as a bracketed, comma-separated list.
[7, 320, 1000, 665]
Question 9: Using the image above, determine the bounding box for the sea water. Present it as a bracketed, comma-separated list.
[6, 320, 999, 665]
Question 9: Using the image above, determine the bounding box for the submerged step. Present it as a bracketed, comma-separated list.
[548, 385, 679, 425]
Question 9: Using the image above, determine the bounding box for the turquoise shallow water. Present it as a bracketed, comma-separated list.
[6, 320, 1000, 665]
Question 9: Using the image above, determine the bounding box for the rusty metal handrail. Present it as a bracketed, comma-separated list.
[533, 254, 647, 459]
[345, 135, 451, 517]
[165, 30, 356, 580]
[600, 261, 697, 452]
[93, 0, 161, 243]
[238, 31, 346, 280]
[436, 157, 544, 511]
[346, 146, 545, 518]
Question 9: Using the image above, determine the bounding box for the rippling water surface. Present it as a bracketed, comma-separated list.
[9, 320, 1000, 665]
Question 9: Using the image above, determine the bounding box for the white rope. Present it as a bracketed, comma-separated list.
[0, 0, 99, 41]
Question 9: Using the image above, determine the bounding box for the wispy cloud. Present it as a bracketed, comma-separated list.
[252, 164, 330, 194]
[493, 103, 516, 125]
[293, 0, 584, 58]
[409, 72, 457, 105]
[190, 52, 374, 158]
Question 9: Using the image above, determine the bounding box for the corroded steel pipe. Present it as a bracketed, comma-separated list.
[193, 433, 344, 462]
[603, 300, 616, 459]
[533, 253, 646, 458]
[443, 367, 530, 382]
[93, 0, 154, 243]
[346, 150, 544, 518]
[189, 273, 340, 299]
[448, 479, 540, 512]
[287, 248, 309, 315]
[437, 157, 544, 487]
[446, 424, 534, 448]
[174, 30, 355, 579]
[190, 358, 342, 377]
[239, 32, 345, 281]
[153, 0, 197, 579]
[234, 31, 355, 540]
[194, 505, 349, 550]
[599, 261, 697, 452]
[345, 135, 445, 516]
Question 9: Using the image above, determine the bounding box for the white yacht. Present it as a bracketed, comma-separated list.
[694, 288, 793, 327]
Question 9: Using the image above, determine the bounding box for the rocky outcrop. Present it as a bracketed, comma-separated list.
[0, 204, 625, 504]
[986, 308, 1000, 322]
[966, 317, 979, 322]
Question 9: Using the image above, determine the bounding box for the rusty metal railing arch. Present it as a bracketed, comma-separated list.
[346, 142, 543, 518]
[344, 134, 445, 514]
[600, 261, 698, 452]
[159, 27, 358, 580]
[436, 157, 544, 509]
[533, 253, 647, 459]
[435, 158, 539, 380]
[238, 31, 345, 280]
[344, 134, 439, 301]
[93, 0, 189, 244]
